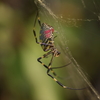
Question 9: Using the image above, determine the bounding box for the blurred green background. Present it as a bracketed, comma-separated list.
[0, 0, 100, 100]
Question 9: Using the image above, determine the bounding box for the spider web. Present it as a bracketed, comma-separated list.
[34, 0, 100, 100]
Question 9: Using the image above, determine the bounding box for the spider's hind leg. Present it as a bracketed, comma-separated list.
[38, 53, 67, 88]
[37, 52, 85, 90]
[37, 51, 59, 77]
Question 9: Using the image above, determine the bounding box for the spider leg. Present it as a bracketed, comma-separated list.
[37, 51, 51, 69]
[45, 54, 70, 89]
[50, 62, 72, 80]
[37, 17, 42, 27]
[52, 62, 72, 69]
[33, 11, 42, 44]
[47, 66, 86, 90]
[46, 55, 85, 90]
[33, 11, 41, 27]
[37, 51, 59, 77]
[33, 12, 54, 46]
[53, 35, 57, 39]
[37, 51, 85, 90]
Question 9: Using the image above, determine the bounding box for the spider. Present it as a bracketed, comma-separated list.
[33, 11, 85, 90]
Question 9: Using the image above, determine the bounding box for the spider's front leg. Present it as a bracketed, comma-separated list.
[33, 11, 43, 45]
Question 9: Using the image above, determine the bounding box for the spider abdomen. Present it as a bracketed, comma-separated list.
[39, 23, 54, 52]
[40, 29, 53, 40]
[39, 23, 54, 41]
